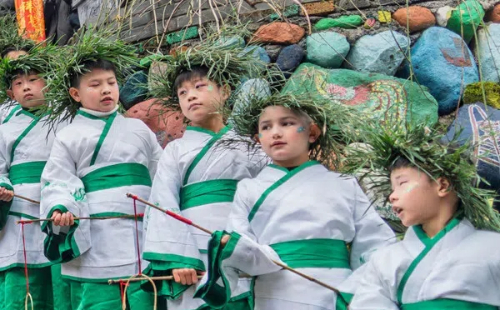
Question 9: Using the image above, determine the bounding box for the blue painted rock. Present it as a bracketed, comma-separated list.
[120, 71, 148, 110]
[240, 45, 271, 65]
[306, 32, 350, 68]
[345, 30, 409, 76]
[398, 27, 479, 115]
[476, 23, 500, 83]
[276, 44, 305, 77]
[282, 62, 438, 126]
[446, 103, 500, 191]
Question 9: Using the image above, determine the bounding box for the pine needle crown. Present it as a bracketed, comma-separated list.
[43, 26, 140, 122]
[230, 92, 356, 168]
[344, 121, 500, 232]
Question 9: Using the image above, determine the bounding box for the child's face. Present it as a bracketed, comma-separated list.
[389, 167, 443, 227]
[177, 77, 228, 126]
[5, 50, 28, 60]
[257, 106, 318, 167]
[10, 73, 46, 108]
[69, 69, 119, 113]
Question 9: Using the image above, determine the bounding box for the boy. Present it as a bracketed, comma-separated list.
[0, 47, 63, 310]
[347, 124, 500, 309]
[194, 93, 396, 310]
[142, 43, 268, 310]
[39, 29, 162, 310]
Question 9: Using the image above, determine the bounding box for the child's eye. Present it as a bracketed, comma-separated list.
[196, 83, 206, 89]
[399, 181, 408, 186]
[282, 121, 295, 126]
[260, 125, 270, 131]
[109, 81, 116, 85]
[29, 78, 38, 82]
[178, 90, 187, 96]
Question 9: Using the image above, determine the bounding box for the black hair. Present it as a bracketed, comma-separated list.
[172, 66, 211, 96]
[1, 45, 33, 59]
[388, 157, 414, 173]
[69, 59, 117, 88]
[6, 69, 41, 89]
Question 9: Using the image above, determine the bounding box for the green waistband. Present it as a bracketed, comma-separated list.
[81, 163, 152, 193]
[402, 299, 498, 310]
[270, 239, 351, 269]
[180, 179, 238, 211]
[9, 161, 46, 185]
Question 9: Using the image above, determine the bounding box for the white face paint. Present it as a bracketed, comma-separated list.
[404, 182, 420, 193]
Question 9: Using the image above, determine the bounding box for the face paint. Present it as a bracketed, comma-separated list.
[404, 182, 419, 193]
[207, 85, 214, 91]
[258, 133, 262, 138]
[297, 126, 305, 133]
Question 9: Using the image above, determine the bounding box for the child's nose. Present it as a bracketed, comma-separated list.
[389, 191, 398, 204]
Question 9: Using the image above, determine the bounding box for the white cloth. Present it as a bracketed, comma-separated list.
[350, 218, 500, 309]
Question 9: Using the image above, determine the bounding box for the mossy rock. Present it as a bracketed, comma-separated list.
[463, 82, 500, 109]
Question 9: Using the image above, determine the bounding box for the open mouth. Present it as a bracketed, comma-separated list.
[188, 103, 202, 111]
[393, 207, 403, 216]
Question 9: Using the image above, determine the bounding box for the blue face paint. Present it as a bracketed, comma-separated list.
[258, 133, 263, 138]
[297, 126, 305, 133]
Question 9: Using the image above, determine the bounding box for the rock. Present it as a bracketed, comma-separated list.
[264, 44, 282, 62]
[446, 0, 485, 43]
[486, 3, 500, 22]
[476, 23, 500, 82]
[120, 71, 149, 110]
[363, 18, 376, 29]
[270, 5, 300, 21]
[378, 11, 391, 23]
[446, 103, 500, 192]
[166, 26, 198, 45]
[314, 15, 363, 30]
[125, 99, 185, 148]
[436, 6, 453, 27]
[300, 1, 335, 16]
[306, 32, 350, 68]
[463, 82, 500, 108]
[215, 36, 245, 48]
[240, 46, 271, 65]
[282, 62, 439, 126]
[232, 79, 271, 117]
[392, 6, 436, 33]
[338, 0, 371, 10]
[276, 44, 305, 77]
[398, 27, 479, 115]
[252, 22, 305, 44]
[345, 30, 410, 76]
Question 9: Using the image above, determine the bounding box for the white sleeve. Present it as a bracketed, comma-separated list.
[350, 180, 396, 269]
[349, 258, 399, 310]
[0, 131, 13, 230]
[40, 136, 91, 263]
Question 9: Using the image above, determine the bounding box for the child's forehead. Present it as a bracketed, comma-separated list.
[82, 68, 116, 80]
[179, 75, 209, 88]
[390, 167, 426, 180]
[259, 106, 297, 120]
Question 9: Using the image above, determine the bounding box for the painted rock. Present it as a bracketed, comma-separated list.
[306, 32, 350, 68]
[476, 23, 500, 83]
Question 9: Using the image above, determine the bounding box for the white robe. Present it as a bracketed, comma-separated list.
[0, 109, 66, 270]
[196, 161, 396, 310]
[40, 109, 162, 282]
[0, 103, 21, 125]
[143, 125, 267, 310]
[350, 218, 500, 310]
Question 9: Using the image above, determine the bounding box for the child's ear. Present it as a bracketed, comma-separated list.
[69, 87, 81, 102]
[221, 84, 231, 101]
[6, 89, 14, 100]
[253, 133, 261, 144]
[308, 123, 321, 144]
[436, 177, 453, 197]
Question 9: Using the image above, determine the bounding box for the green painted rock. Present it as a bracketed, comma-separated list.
[306, 32, 350, 68]
[282, 63, 438, 126]
[166, 27, 198, 45]
[270, 5, 300, 21]
[463, 82, 500, 109]
[446, 0, 484, 43]
[315, 15, 363, 30]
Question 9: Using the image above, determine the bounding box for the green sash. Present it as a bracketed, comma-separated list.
[270, 239, 351, 269]
[180, 179, 238, 211]
[9, 161, 46, 185]
[81, 163, 152, 193]
[402, 299, 497, 310]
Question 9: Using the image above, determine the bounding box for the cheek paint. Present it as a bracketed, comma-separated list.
[207, 85, 214, 91]
[297, 126, 305, 133]
[404, 182, 419, 193]
[258, 133, 262, 138]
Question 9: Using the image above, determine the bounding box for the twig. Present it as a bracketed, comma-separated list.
[14, 194, 40, 204]
[17, 214, 143, 224]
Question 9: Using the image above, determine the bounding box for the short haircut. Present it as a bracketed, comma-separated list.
[7, 69, 40, 89]
[1, 45, 33, 59]
[172, 66, 211, 95]
[388, 157, 414, 173]
[69, 59, 117, 88]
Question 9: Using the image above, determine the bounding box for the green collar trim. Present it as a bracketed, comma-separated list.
[3, 105, 21, 123]
[76, 110, 117, 121]
[186, 124, 232, 137]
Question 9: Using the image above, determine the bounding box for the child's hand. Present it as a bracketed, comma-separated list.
[172, 268, 200, 285]
[51, 210, 75, 227]
[221, 235, 230, 247]
[0, 187, 14, 202]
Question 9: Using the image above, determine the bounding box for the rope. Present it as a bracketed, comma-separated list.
[121, 274, 158, 310]
[20, 223, 34, 310]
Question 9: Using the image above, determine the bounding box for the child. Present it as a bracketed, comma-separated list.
[347, 124, 500, 309]
[39, 28, 162, 309]
[142, 42, 269, 310]
[194, 93, 396, 310]
[0, 46, 63, 310]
